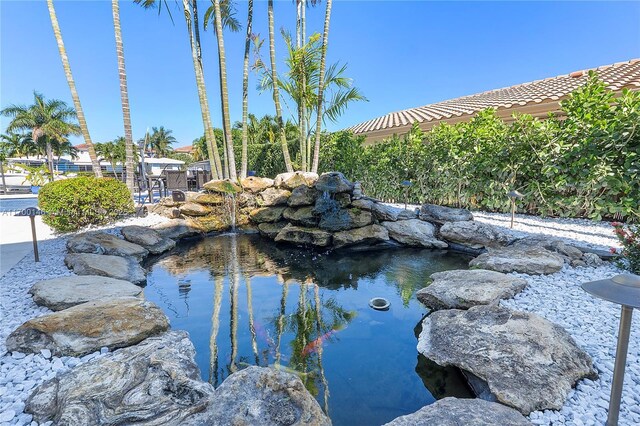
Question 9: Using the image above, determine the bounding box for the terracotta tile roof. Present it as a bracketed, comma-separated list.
[349, 59, 640, 140]
[173, 145, 193, 153]
[73, 143, 89, 150]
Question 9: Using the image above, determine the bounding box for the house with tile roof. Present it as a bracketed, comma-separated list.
[349, 59, 640, 144]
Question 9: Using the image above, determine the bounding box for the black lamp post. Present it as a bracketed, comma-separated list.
[582, 273, 640, 425]
[15, 207, 46, 262]
[401, 180, 412, 210]
[507, 190, 524, 228]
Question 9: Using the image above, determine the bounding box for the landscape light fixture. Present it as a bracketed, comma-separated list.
[401, 180, 412, 210]
[507, 190, 524, 229]
[14, 207, 45, 262]
[582, 273, 640, 426]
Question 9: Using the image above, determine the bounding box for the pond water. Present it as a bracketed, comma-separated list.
[144, 234, 475, 425]
[0, 197, 38, 213]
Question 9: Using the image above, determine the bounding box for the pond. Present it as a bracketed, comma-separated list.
[144, 233, 475, 425]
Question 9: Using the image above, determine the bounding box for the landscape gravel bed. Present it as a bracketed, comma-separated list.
[1, 211, 638, 425]
[0, 214, 168, 426]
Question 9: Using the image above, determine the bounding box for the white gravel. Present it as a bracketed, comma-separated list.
[1, 210, 638, 425]
[0, 214, 168, 426]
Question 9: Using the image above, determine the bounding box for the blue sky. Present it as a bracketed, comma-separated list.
[1, 1, 639, 148]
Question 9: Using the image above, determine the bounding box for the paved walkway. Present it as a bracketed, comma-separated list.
[0, 195, 55, 277]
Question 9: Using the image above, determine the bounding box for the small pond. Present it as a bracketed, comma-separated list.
[144, 233, 474, 425]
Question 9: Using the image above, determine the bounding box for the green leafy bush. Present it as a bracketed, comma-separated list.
[612, 223, 640, 273]
[317, 73, 640, 223]
[38, 176, 134, 232]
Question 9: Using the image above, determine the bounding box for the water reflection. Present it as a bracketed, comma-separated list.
[146, 234, 473, 426]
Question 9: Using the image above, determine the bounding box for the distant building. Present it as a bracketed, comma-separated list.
[174, 145, 194, 155]
[349, 59, 640, 144]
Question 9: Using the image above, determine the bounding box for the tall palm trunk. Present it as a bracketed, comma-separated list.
[112, 0, 135, 195]
[311, 0, 332, 173]
[46, 0, 102, 178]
[184, 0, 223, 179]
[212, 0, 237, 181]
[240, 0, 253, 179]
[300, 0, 308, 170]
[268, 0, 294, 173]
[295, 0, 306, 171]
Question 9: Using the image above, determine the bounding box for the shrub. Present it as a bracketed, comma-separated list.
[38, 176, 134, 232]
[611, 223, 640, 274]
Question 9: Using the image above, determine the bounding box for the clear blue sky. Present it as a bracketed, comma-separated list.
[1, 1, 639, 148]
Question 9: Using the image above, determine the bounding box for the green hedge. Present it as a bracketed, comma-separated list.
[39, 176, 134, 232]
[318, 73, 640, 223]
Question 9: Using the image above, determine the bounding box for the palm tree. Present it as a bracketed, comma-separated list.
[46, 0, 102, 178]
[1, 92, 80, 179]
[112, 0, 135, 195]
[240, 0, 254, 178]
[149, 126, 177, 157]
[311, 0, 332, 173]
[95, 140, 120, 179]
[267, 0, 294, 172]
[135, 0, 223, 180]
[205, 0, 240, 181]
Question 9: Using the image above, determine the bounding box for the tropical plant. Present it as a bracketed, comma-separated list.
[265, 0, 293, 172]
[148, 126, 177, 157]
[135, 0, 224, 179]
[310, 0, 332, 173]
[39, 176, 134, 232]
[240, 0, 254, 178]
[1, 92, 80, 179]
[46, 0, 102, 178]
[611, 222, 640, 274]
[205, 0, 240, 180]
[112, 0, 135, 195]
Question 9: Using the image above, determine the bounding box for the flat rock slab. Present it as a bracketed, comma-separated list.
[417, 269, 527, 310]
[121, 225, 176, 254]
[66, 232, 148, 261]
[275, 224, 332, 247]
[440, 221, 512, 249]
[384, 397, 531, 425]
[25, 331, 215, 425]
[274, 171, 319, 190]
[152, 219, 200, 240]
[194, 366, 330, 426]
[382, 219, 448, 248]
[65, 253, 146, 284]
[7, 297, 169, 357]
[29, 275, 143, 311]
[372, 203, 417, 221]
[418, 305, 597, 414]
[419, 204, 474, 224]
[333, 224, 389, 248]
[470, 246, 565, 275]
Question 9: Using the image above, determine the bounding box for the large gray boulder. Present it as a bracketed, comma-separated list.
[66, 232, 148, 261]
[288, 185, 319, 207]
[384, 397, 531, 426]
[470, 246, 565, 275]
[440, 221, 512, 249]
[417, 269, 527, 310]
[179, 202, 211, 216]
[29, 275, 143, 311]
[418, 305, 597, 414]
[382, 220, 448, 248]
[6, 297, 169, 357]
[25, 331, 216, 425]
[250, 206, 287, 223]
[318, 208, 373, 232]
[283, 206, 319, 227]
[195, 366, 330, 426]
[274, 171, 319, 190]
[511, 236, 584, 264]
[372, 203, 418, 222]
[152, 219, 200, 240]
[64, 253, 146, 284]
[275, 224, 332, 247]
[333, 224, 389, 248]
[241, 176, 274, 193]
[315, 171, 354, 193]
[121, 225, 176, 254]
[260, 187, 292, 206]
[257, 222, 288, 239]
[419, 204, 474, 224]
